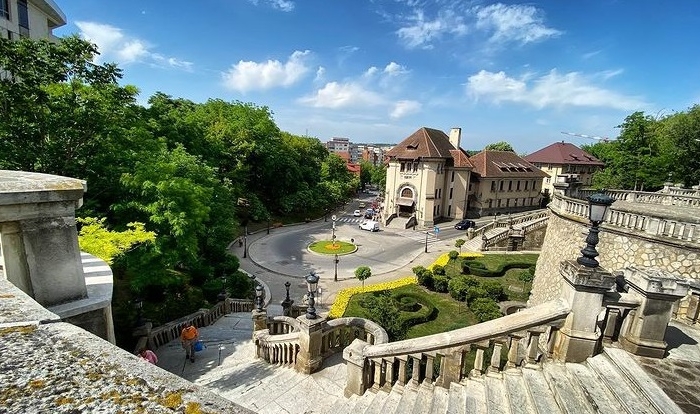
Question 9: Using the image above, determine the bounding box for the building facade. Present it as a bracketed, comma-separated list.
[384, 127, 473, 226]
[524, 141, 604, 197]
[0, 0, 65, 40]
[468, 150, 549, 217]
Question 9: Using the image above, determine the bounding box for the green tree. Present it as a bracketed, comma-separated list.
[484, 141, 515, 152]
[361, 293, 407, 341]
[455, 239, 465, 253]
[355, 266, 372, 290]
[77, 217, 156, 264]
[469, 298, 502, 322]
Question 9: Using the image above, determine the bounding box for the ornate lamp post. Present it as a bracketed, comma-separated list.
[255, 284, 264, 312]
[577, 192, 615, 268]
[334, 254, 339, 282]
[305, 271, 320, 319]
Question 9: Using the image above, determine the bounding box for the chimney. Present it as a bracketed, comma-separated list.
[449, 127, 461, 149]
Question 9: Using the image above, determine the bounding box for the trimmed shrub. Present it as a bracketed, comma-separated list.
[433, 275, 449, 293]
[432, 264, 446, 276]
[415, 267, 434, 290]
[448, 250, 459, 261]
[470, 298, 502, 322]
[464, 261, 534, 277]
[392, 292, 438, 326]
[398, 296, 420, 312]
[482, 281, 506, 301]
[465, 286, 487, 304]
[448, 276, 470, 301]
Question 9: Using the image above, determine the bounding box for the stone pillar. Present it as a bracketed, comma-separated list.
[296, 314, 326, 374]
[281, 297, 294, 317]
[343, 339, 368, 397]
[252, 309, 267, 335]
[618, 267, 689, 358]
[552, 260, 616, 363]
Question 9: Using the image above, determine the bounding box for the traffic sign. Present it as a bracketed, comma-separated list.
[331, 215, 337, 221]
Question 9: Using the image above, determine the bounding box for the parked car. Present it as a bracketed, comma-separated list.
[359, 220, 379, 232]
[359, 202, 366, 208]
[353, 209, 362, 217]
[364, 208, 375, 219]
[454, 219, 476, 230]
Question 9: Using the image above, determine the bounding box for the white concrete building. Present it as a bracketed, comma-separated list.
[0, 0, 65, 40]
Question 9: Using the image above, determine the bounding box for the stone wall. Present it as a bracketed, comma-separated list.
[529, 209, 700, 307]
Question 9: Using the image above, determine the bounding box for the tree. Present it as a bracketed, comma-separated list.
[77, 217, 156, 264]
[355, 266, 372, 290]
[484, 141, 515, 152]
[455, 239, 465, 253]
[360, 293, 407, 341]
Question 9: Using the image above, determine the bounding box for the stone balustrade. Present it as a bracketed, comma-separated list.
[577, 188, 700, 207]
[343, 299, 571, 396]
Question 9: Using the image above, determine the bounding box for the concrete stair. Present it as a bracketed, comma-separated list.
[386, 216, 411, 229]
[315, 349, 682, 414]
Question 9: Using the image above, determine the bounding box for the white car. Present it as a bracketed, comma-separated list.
[353, 209, 362, 217]
[359, 220, 379, 232]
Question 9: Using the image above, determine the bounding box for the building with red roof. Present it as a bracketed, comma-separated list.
[524, 141, 605, 196]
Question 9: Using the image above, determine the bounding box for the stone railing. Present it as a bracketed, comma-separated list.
[343, 299, 571, 396]
[475, 210, 550, 250]
[267, 315, 301, 334]
[551, 193, 700, 244]
[254, 330, 301, 366]
[139, 298, 253, 351]
[321, 317, 389, 357]
[576, 189, 700, 208]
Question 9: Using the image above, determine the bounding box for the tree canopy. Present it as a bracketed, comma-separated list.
[484, 141, 515, 152]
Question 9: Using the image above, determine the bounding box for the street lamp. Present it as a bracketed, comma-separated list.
[305, 271, 320, 319]
[334, 254, 339, 282]
[424, 231, 429, 253]
[331, 215, 337, 248]
[248, 274, 256, 300]
[255, 284, 264, 311]
[577, 192, 615, 268]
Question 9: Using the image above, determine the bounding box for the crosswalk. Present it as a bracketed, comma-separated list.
[335, 217, 365, 224]
[394, 229, 443, 245]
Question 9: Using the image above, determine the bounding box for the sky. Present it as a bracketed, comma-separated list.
[55, 0, 700, 153]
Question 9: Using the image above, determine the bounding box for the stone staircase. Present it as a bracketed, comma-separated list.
[386, 215, 411, 229]
[460, 227, 508, 251]
[314, 347, 681, 414]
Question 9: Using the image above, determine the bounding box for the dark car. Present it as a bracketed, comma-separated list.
[454, 219, 476, 230]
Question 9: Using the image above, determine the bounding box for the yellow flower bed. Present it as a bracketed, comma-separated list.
[429, 252, 484, 269]
[328, 276, 418, 318]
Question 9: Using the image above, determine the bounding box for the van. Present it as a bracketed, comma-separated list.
[359, 220, 379, 232]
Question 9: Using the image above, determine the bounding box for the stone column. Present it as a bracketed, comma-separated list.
[252, 309, 267, 334]
[552, 260, 616, 362]
[343, 339, 368, 397]
[618, 267, 689, 358]
[296, 314, 326, 374]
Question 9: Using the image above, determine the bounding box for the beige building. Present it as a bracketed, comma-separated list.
[0, 0, 65, 40]
[524, 141, 604, 197]
[468, 150, 549, 217]
[384, 127, 473, 227]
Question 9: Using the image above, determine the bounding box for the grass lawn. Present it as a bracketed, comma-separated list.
[449, 253, 538, 303]
[343, 284, 478, 339]
[309, 240, 356, 255]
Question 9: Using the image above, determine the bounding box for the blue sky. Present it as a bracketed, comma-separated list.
[55, 0, 700, 153]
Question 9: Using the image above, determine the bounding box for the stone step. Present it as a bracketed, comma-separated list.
[566, 361, 626, 414]
[352, 389, 380, 414]
[542, 362, 595, 414]
[429, 384, 449, 414]
[504, 371, 537, 414]
[603, 347, 684, 414]
[462, 378, 487, 414]
[446, 382, 466, 414]
[411, 382, 435, 414]
[393, 386, 418, 414]
[377, 385, 404, 414]
[521, 367, 563, 414]
[484, 374, 510, 414]
[363, 389, 391, 414]
[585, 353, 658, 414]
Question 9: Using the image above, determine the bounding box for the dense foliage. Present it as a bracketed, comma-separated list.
[584, 108, 700, 191]
[0, 36, 359, 347]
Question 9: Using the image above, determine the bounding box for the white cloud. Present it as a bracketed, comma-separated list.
[222, 50, 311, 93]
[315, 66, 326, 82]
[248, 0, 294, 12]
[298, 82, 384, 109]
[466, 69, 645, 111]
[384, 62, 408, 76]
[475, 3, 561, 44]
[364, 66, 379, 78]
[75, 21, 192, 70]
[390, 100, 421, 119]
[396, 9, 468, 49]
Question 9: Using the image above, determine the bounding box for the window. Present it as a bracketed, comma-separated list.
[506, 199, 510, 207]
[525, 181, 529, 190]
[545, 177, 550, 184]
[497, 199, 502, 207]
[488, 200, 492, 208]
[447, 205, 451, 216]
[490, 181, 496, 192]
[18, 0, 29, 29]
[400, 162, 405, 172]
[451, 171, 455, 182]
[499, 181, 504, 191]
[1, 0, 9, 20]
[516, 181, 521, 191]
[508, 181, 513, 191]
[449, 188, 453, 199]
[412, 162, 418, 172]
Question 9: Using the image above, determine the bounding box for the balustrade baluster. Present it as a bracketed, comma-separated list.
[397, 358, 408, 386]
[470, 347, 484, 378]
[385, 359, 395, 389]
[526, 330, 542, 366]
[425, 355, 434, 383]
[411, 355, 422, 387]
[489, 342, 503, 373]
[372, 360, 383, 391]
[506, 334, 521, 368]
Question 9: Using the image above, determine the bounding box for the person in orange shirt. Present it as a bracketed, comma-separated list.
[180, 322, 199, 362]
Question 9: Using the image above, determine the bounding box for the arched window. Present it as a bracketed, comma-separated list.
[400, 188, 413, 198]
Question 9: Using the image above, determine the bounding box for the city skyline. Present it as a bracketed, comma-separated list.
[56, 0, 700, 152]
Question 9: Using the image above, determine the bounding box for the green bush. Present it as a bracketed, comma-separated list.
[433, 275, 449, 293]
[464, 261, 534, 277]
[392, 292, 438, 326]
[470, 298, 502, 322]
[414, 266, 434, 290]
[433, 264, 446, 276]
[397, 296, 420, 312]
[465, 286, 487, 304]
[448, 276, 471, 301]
[448, 250, 459, 261]
[482, 281, 506, 301]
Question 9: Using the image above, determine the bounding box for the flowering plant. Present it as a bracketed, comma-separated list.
[429, 252, 483, 269]
[328, 276, 417, 318]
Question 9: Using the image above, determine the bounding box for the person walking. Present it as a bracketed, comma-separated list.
[180, 322, 199, 363]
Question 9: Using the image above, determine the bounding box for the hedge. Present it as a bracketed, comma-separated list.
[392, 292, 438, 326]
[462, 261, 534, 277]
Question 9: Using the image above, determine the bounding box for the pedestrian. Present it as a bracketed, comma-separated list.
[138, 347, 158, 365]
[180, 322, 199, 363]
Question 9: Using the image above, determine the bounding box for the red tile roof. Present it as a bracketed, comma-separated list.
[524, 142, 605, 166]
[385, 127, 474, 168]
[469, 150, 549, 178]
